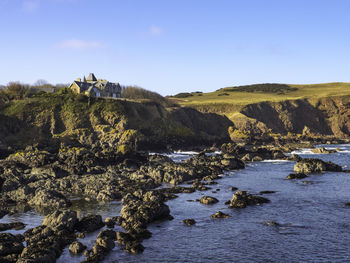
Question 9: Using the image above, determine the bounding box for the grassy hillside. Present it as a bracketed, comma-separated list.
[0, 91, 232, 151]
[171, 82, 350, 110]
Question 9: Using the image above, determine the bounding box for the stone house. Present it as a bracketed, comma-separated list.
[69, 73, 122, 98]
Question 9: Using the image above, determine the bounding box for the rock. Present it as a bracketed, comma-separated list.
[288, 154, 302, 161]
[229, 190, 270, 208]
[199, 196, 219, 205]
[75, 215, 104, 233]
[31, 166, 68, 179]
[259, 191, 276, 195]
[0, 233, 24, 256]
[42, 210, 78, 232]
[230, 187, 238, 191]
[69, 241, 86, 254]
[311, 147, 336, 154]
[252, 156, 263, 162]
[210, 211, 230, 218]
[183, 219, 196, 226]
[84, 229, 116, 262]
[104, 217, 115, 228]
[28, 189, 71, 209]
[0, 222, 25, 231]
[117, 232, 135, 245]
[262, 220, 281, 226]
[294, 158, 342, 174]
[286, 173, 308, 180]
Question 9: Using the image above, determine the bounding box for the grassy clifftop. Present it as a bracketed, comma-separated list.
[171, 82, 350, 112]
[0, 91, 232, 151]
[170, 82, 350, 137]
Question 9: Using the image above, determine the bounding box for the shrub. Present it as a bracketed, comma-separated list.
[122, 86, 171, 106]
[6, 82, 30, 100]
[220, 83, 298, 93]
[173, 92, 193, 98]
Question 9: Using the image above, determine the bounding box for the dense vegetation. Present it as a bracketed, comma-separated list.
[220, 83, 298, 93]
[121, 86, 175, 107]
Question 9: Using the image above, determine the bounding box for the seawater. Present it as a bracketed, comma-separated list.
[1, 145, 350, 262]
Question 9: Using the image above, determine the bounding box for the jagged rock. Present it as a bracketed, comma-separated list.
[311, 147, 336, 154]
[0, 233, 24, 257]
[229, 190, 270, 208]
[84, 229, 116, 262]
[0, 222, 25, 231]
[286, 173, 308, 180]
[294, 158, 342, 174]
[75, 215, 104, 233]
[210, 211, 230, 218]
[69, 241, 86, 254]
[28, 189, 71, 209]
[199, 196, 219, 205]
[104, 217, 115, 228]
[183, 219, 196, 226]
[42, 210, 78, 232]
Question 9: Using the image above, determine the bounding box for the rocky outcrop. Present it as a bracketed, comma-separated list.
[0, 233, 24, 262]
[120, 190, 171, 253]
[294, 158, 342, 174]
[228, 190, 270, 208]
[199, 196, 219, 205]
[239, 96, 350, 137]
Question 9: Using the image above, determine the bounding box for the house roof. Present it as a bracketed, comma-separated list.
[87, 73, 97, 82]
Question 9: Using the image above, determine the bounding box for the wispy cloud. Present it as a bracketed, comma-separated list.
[148, 25, 163, 36]
[55, 39, 106, 51]
[22, 0, 39, 13]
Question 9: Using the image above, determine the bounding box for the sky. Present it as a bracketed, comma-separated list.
[0, 0, 349, 95]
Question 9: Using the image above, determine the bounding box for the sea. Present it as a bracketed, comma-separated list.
[1, 144, 350, 263]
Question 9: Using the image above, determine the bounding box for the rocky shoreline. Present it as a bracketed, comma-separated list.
[0, 137, 349, 262]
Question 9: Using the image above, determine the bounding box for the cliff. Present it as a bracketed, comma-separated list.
[0, 92, 232, 152]
[239, 96, 350, 137]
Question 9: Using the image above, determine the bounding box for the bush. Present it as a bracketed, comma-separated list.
[173, 92, 193, 98]
[6, 82, 31, 100]
[122, 86, 170, 106]
[220, 83, 298, 93]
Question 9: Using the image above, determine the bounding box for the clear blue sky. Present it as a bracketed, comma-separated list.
[0, 0, 349, 95]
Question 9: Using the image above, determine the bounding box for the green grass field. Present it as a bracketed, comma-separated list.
[171, 82, 350, 109]
[169, 82, 350, 123]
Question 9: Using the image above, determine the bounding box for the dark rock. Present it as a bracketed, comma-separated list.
[229, 190, 270, 208]
[0, 222, 25, 231]
[262, 220, 281, 226]
[183, 219, 196, 226]
[75, 215, 104, 233]
[210, 211, 230, 218]
[0, 233, 24, 256]
[199, 196, 219, 205]
[259, 191, 276, 195]
[69, 241, 86, 254]
[286, 173, 308, 180]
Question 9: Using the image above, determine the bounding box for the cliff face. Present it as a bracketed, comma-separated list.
[239, 96, 350, 137]
[0, 94, 232, 151]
